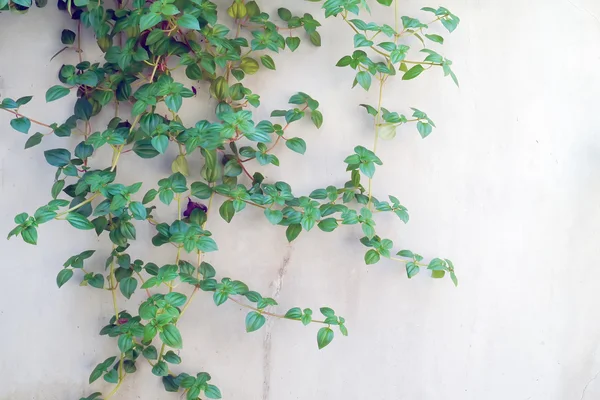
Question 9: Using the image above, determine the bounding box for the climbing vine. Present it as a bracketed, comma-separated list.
[1, 0, 460, 398]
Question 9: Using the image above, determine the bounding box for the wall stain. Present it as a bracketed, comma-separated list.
[262, 246, 293, 400]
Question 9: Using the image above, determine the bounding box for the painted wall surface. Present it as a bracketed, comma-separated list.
[1, 0, 600, 399]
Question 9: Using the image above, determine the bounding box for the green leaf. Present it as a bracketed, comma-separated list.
[46, 85, 70, 102]
[402, 65, 425, 80]
[219, 200, 235, 223]
[178, 13, 200, 30]
[260, 55, 276, 70]
[431, 270, 446, 279]
[376, 0, 393, 5]
[205, 384, 222, 399]
[378, 124, 397, 140]
[160, 324, 183, 349]
[286, 36, 301, 52]
[286, 224, 302, 242]
[356, 71, 371, 90]
[24, 132, 43, 149]
[51, 180, 65, 199]
[406, 262, 419, 278]
[264, 209, 283, 225]
[74, 98, 93, 121]
[309, 31, 321, 46]
[278, 7, 292, 21]
[118, 335, 133, 353]
[151, 135, 169, 153]
[353, 33, 373, 48]
[317, 327, 334, 349]
[140, 12, 162, 31]
[285, 137, 306, 154]
[163, 350, 181, 364]
[450, 271, 459, 287]
[66, 212, 94, 230]
[142, 345, 158, 360]
[152, 361, 169, 377]
[61, 29, 76, 45]
[191, 181, 212, 199]
[417, 121, 433, 138]
[245, 311, 266, 333]
[88, 274, 105, 288]
[129, 201, 147, 220]
[56, 269, 73, 288]
[359, 104, 378, 116]
[284, 307, 302, 319]
[311, 110, 323, 128]
[317, 218, 338, 232]
[89, 357, 116, 384]
[425, 34, 444, 44]
[364, 249, 380, 265]
[10, 117, 31, 134]
[119, 276, 137, 299]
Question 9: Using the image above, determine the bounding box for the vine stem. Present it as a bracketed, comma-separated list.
[228, 297, 328, 325]
[0, 108, 54, 130]
[55, 192, 100, 218]
[110, 55, 162, 171]
[367, 75, 386, 203]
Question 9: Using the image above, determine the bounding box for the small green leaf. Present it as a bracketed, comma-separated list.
[46, 85, 70, 102]
[119, 276, 137, 299]
[309, 31, 321, 46]
[219, 200, 235, 223]
[151, 135, 169, 153]
[406, 262, 419, 278]
[364, 249, 380, 265]
[160, 324, 183, 349]
[311, 110, 323, 128]
[24, 132, 43, 149]
[178, 13, 200, 30]
[356, 71, 371, 90]
[142, 345, 158, 360]
[245, 311, 266, 332]
[402, 65, 425, 80]
[317, 327, 334, 349]
[61, 29, 76, 45]
[51, 180, 65, 199]
[152, 361, 169, 377]
[163, 350, 181, 364]
[285, 36, 300, 52]
[129, 201, 147, 220]
[140, 12, 162, 31]
[285, 137, 306, 155]
[10, 117, 31, 134]
[277, 7, 292, 21]
[264, 209, 283, 225]
[286, 224, 302, 242]
[205, 384, 222, 399]
[261, 55, 276, 70]
[56, 269, 73, 288]
[66, 212, 94, 230]
[425, 34, 444, 44]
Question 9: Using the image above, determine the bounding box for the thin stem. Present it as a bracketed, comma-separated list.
[228, 297, 327, 324]
[55, 193, 100, 218]
[390, 256, 427, 267]
[135, 271, 151, 297]
[367, 75, 386, 203]
[0, 108, 54, 129]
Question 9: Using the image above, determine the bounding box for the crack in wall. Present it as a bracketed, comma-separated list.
[262, 247, 293, 400]
[580, 370, 600, 400]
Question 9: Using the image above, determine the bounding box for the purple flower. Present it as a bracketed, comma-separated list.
[117, 318, 128, 325]
[183, 199, 208, 218]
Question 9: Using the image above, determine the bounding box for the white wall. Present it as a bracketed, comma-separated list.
[1, 0, 600, 399]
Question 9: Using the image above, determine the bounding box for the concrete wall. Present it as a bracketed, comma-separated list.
[1, 0, 600, 399]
